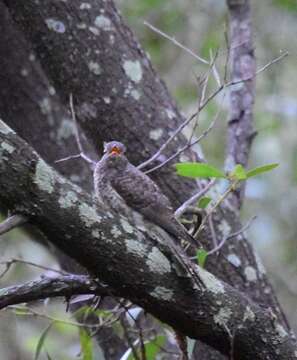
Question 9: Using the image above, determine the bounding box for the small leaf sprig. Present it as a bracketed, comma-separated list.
[176, 161, 278, 267]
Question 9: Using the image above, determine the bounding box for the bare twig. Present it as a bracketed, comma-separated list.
[139, 52, 286, 175]
[194, 180, 240, 239]
[138, 111, 199, 170]
[120, 316, 141, 360]
[55, 153, 81, 163]
[139, 53, 220, 172]
[55, 95, 96, 165]
[0, 214, 27, 236]
[209, 49, 221, 87]
[69, 94, 95, 164]
[175, 179, 216, 218]
[0, 258, 69, 279]
[123, 304, 147, 360]
[189, 53, 217, 144]
[8, 305, 100, 329]
[144, 21, 209, 65]
[200, 51, 288, 116]
[207, 216, 257, 255]
[208, 215, 218, 249]
[145, 108, 219, 175]
[256, 51, 288, 75]
[223, 22, 230, 84]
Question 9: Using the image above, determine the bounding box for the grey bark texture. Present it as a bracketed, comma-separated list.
[0, 0, 294, 358]
[0, 0, 287, 321]
[0, 275, 111, 310]
[0, 123, 296, 359]
[225, 0, 256, 209]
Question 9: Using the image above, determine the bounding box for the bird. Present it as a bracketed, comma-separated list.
[94, 141, 199, 248]
[94, 141, 205, 289]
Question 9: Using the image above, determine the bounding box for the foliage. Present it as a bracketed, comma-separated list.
[176, 162, 278, 181]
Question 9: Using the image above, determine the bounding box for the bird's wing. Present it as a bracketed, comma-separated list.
[110, 163, 173, 212]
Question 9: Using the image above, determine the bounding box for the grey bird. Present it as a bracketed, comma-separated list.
[94, 141, 199, 248]
[94, 141, 204, 288]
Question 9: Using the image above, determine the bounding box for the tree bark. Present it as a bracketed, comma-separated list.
[0, 0, 293, 358]
[225, 0, 256, 209]
[0, 122, 296, 359]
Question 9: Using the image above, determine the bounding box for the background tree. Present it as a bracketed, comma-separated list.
[0, 0, 296, 359]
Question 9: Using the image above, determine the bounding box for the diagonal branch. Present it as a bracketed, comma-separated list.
[0, 120, 296, 359]
[0, 274, 110, 310]
[0, 214, 27, 236]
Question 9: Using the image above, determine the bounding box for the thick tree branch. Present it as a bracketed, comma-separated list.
[0, 275, 110, 310]
[0, 122, 296, 359]
[0, 2, 284, 316]
[225, 0, 256, 209]
[0, 1, 292, 357]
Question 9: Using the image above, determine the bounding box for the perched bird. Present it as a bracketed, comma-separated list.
[94, 141, 204, 288]
[94, 141, 199, 248]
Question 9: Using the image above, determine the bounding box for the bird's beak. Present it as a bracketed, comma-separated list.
[110, 146, 121, 155]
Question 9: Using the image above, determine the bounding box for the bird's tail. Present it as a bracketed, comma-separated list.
[167, 237, 205, 290]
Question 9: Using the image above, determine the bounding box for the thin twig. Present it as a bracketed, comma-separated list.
[144, 21, 209, 65]
[8, 305, 99, 329]
[198, 51, 288, 119]
[120, 316, 141, 360]
[188, 54, 216, 144]
[55, 153, 81, 163]
[0, 258, 68, 278]
[175, 179, 216, 218]
[0, 215, 27, 236]
[123, 305, 147, 360]
[145, 108, 220, 175]
[209, 49, 221, 87]
[208, 215, 218, 249]
[55, 94, 96, 165]
[138, 53, 219, 172]
[194, 180, 240, 239]
[138, 111, 199, 170]
[255, 51, 288, 75]
[207, 216, 257, 255]
[223, 22, 230, 84]
[138, 48, 287, 176]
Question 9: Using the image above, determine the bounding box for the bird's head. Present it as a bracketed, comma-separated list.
[102, 141, 128, 173]
[103, 141, 126, 157]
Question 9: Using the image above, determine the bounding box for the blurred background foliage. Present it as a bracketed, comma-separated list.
[0, 0, 296, 358]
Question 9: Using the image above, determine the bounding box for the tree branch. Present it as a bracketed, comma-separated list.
[0, 274, 110, 310]
[0, 1, 292, 358]
[225, 0, 256, 209]
[0, 121, 296, 359]
[0, 214, 27, 236]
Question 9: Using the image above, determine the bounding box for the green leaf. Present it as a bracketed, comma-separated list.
[127, 335, 166, 360]
[176, 163, 226, 179]
[34, 322, 54, 360]
[197, 249, 208, 268]
[145, 335, 166, 360]
[198, 196, 212, 209]
[230, 164, 247, 180]
[246, 163, 279, 178]
[79, 328, 93, 360]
